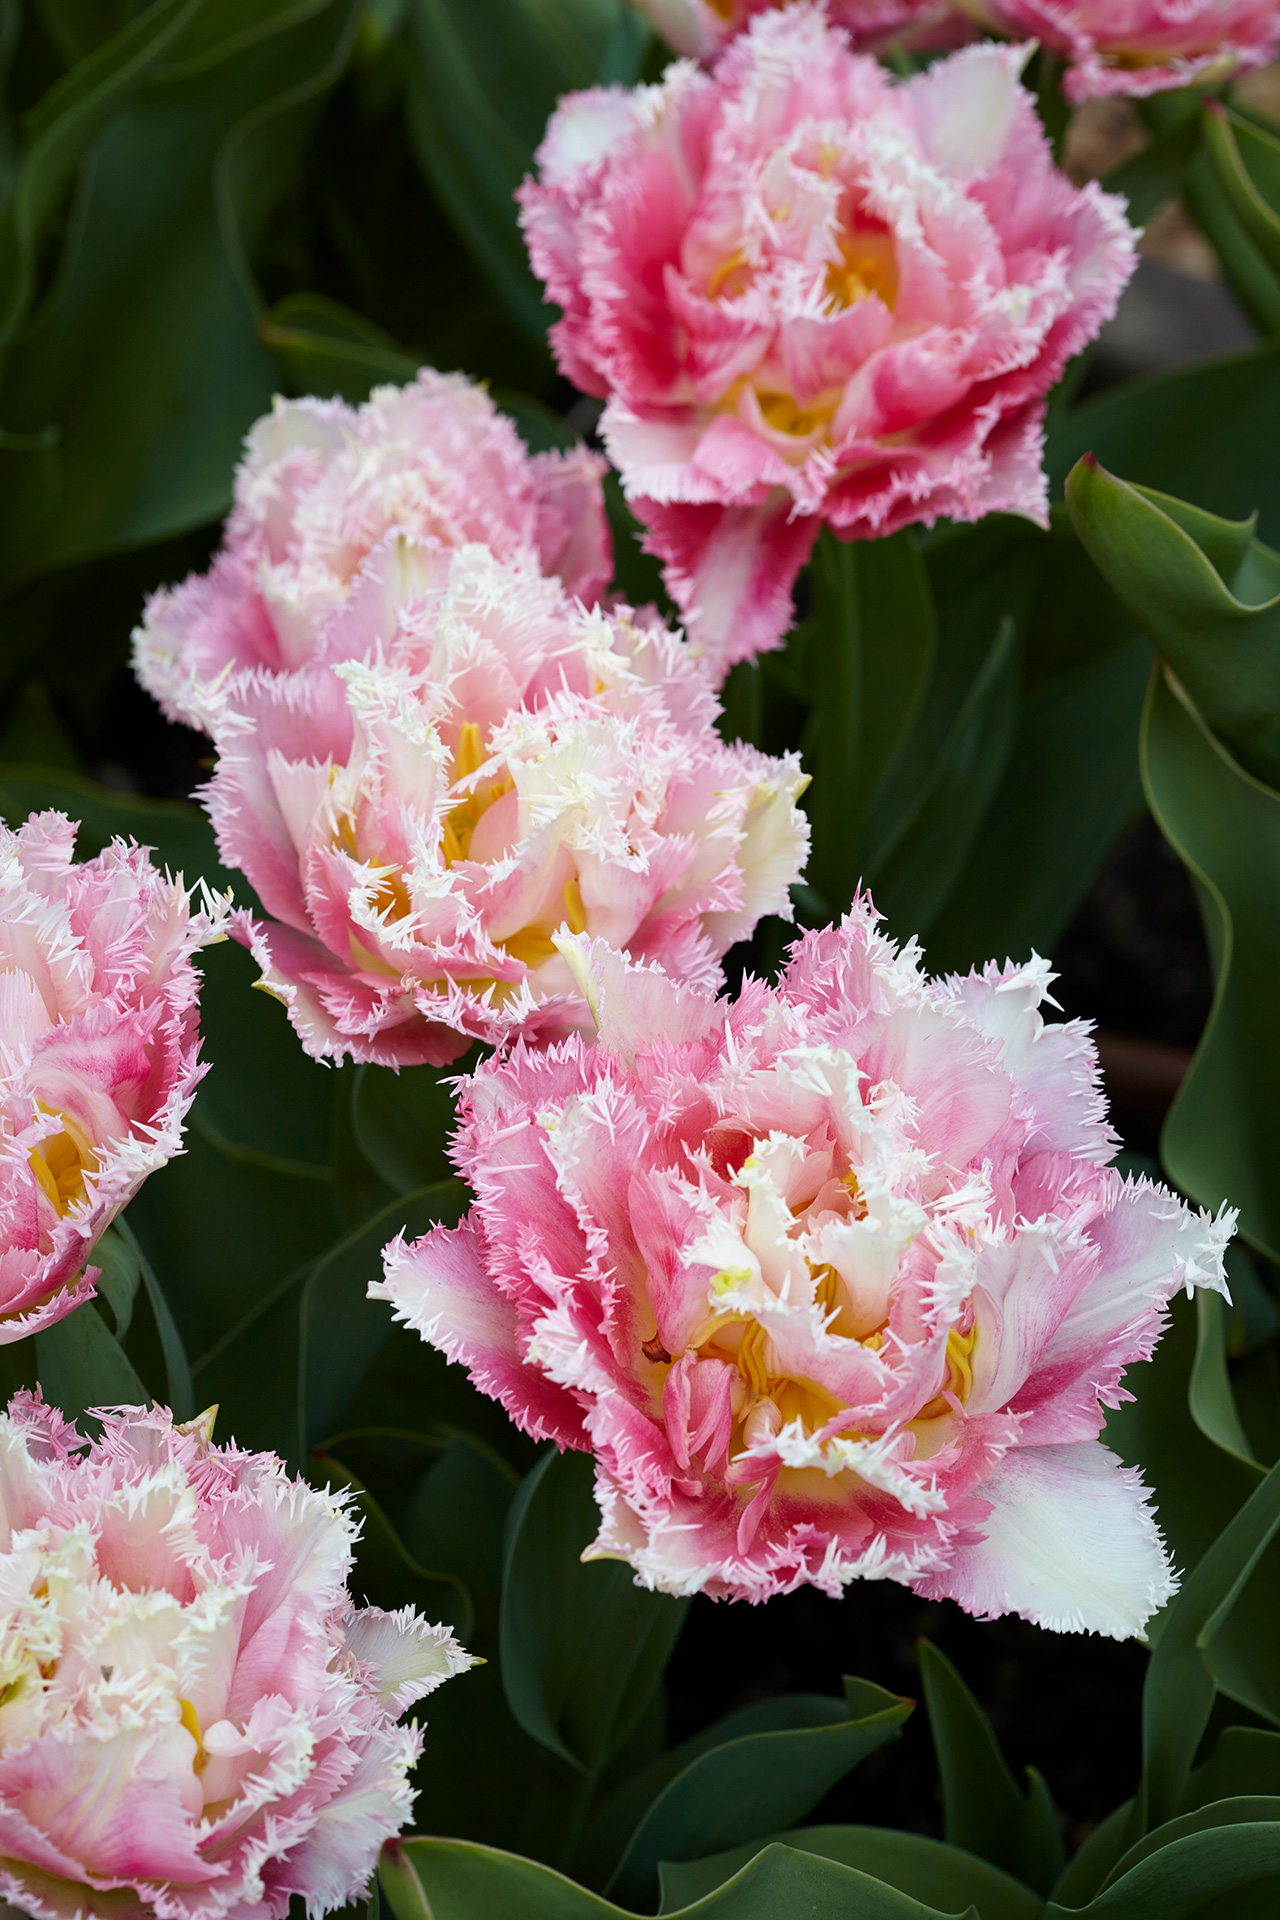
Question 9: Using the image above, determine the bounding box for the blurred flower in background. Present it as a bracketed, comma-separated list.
[133, 370, 611, 733]
[633, 0, 967, 61]
[200, 542, 808, 1066]
[0, 1397, 471, 1919]
[519, 10, 1137, 672]
[966, 0, 1280, 104]
[381, 912, 1231, 1631]
[0, 815, 225, 1342]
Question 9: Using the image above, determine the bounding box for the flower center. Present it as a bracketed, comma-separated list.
[29, 1107, 98, 1216]
[825, 226, 898, 313]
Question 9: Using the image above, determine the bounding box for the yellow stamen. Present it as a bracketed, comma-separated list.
[824, 229, 898, 313]
[29, 1107, 98, 1216]
[708, 248, 752, 299]
[562, 877, 587, 936]
[453, 720, 484, 781]
[916, 1324, 978, 1423]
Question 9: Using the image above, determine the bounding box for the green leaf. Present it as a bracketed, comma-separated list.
[351, 1062, 465, 1197]
[297, 1179, 468, 1453]
[1184, 1727, 1280, 1810]
[1105, 111, 1203, 229]
[311, 1448, 468, 1631]
[1140, 668, 1280, 1258]
[90, 1221, 141, 1341]
[1066, 456, 1280, 789]
[258, 288, 422, 400]
[384, 1838, 975, 1920]
[1203, 101, 1280, 279]
[870, 616, 1018, 934]
[405, 0, 647, 337]
[500, 1447, 689, 1777]
[659, 1827, 1042, 1918]
[1139, 1454, 1280, 1828]
[0, 0, 361, 589]
[804, 526, 936, 914]
[919, 1640, 1064, 1895]
[604, 1678, 913, 1910]
[1046, 345, 1280, 546]
[1190, 1290, 1259, 1469]
[35, 1298, 147, 1420]
[1044, 1803, 1280, 1920]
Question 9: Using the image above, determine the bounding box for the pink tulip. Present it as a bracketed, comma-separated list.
[971, 0, 1280, 102]
[0, 1396, 472, 1920]
[378, 914, 1232, 1633]
[635, 0, 964, 61]
[519, 9, 1137, 675]
[133, 369, 612, 731]
[0, 813, 225, 1341]
[205, 541, 808, 1067]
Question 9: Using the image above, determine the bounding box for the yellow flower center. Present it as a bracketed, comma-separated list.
[29, 1106, 99, 1216]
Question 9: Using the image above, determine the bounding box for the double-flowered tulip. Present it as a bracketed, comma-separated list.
[519, 8, 1136, 672]
[0, 813, 224, 1341]
[133, 369, 611, 732]
[969, 0, 1280, 102]
[204, 541, 808, 1067]
[378, 911, 1232, 1634]
[635, 0, 963, 61]
[0, 1397, 471, 1919]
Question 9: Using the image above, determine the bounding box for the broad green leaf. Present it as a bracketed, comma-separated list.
[351, 1062, 466, 1197]
[1183, 1728, 1280, 1810]
[384, 1837, 975, 1920]
[259, 290, 422, 400]
[659, 1827, 1042, 1918]
[921, 632, 1148, 973]
[1203, 102, 1280, 279]
[1141, 668, 1280, 1258]
[0, 766, 228, 886]
[804, 526, 936, 914]
[1139, 1454, 1280, 1828]
[310, 1449, 468, 1633]
[297, 1180, 468, 1453]
[35, 1297, 147, 1419]
[0, 0, 203, 356]
[406, 0, 648, 337]
[870, 616, 1017, 933]
[500, 1447, 689, 1777]
[1066, 456, 1280, 788]
[1049, 1800, 1134, 1910]
[0, 0, 361, 589]
[920, 1640, 1064, 1895]
[90, 1222, 141, 1341]
[1046, 344, 1280, 545]
[1190, 1290, 1259, 1469]
[605, 1677, 913, 1910]
[1049, 1802, 1280, 1920]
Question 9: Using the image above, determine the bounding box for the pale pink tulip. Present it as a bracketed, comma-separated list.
[970, 0, 1280, 101]
[379, 914, 1232, 1633]
[0, 814, 225, 1341]
[134, 369, 612, 731]
[205, 541, 808, 1067]
[519, 9, 1137, 674]
[0, 1396, 472, 1920]
[635, 0, 963, 61]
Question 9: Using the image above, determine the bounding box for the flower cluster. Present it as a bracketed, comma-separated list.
[204, 540, 807, 1066]
[0, 1397, 471, 1920]
[519, 10, 1136, 671]
[0, 813, 224, 1341]
[378, 918, 1231, 1631]
[972, 0, 1280, 103]
[133, 369, 612, 732]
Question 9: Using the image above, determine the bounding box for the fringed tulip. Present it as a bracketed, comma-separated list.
[519, 9, 1136, 673]
[970, 0, 1280, 102]
[0, 1396, 472, 1920]
[635, 0, 961, 61]
[0, 814, 225, 1342]
[205, 541, 808, 1067]
[133, 369, 612, 731]
[378, 913, 1232, 1633]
